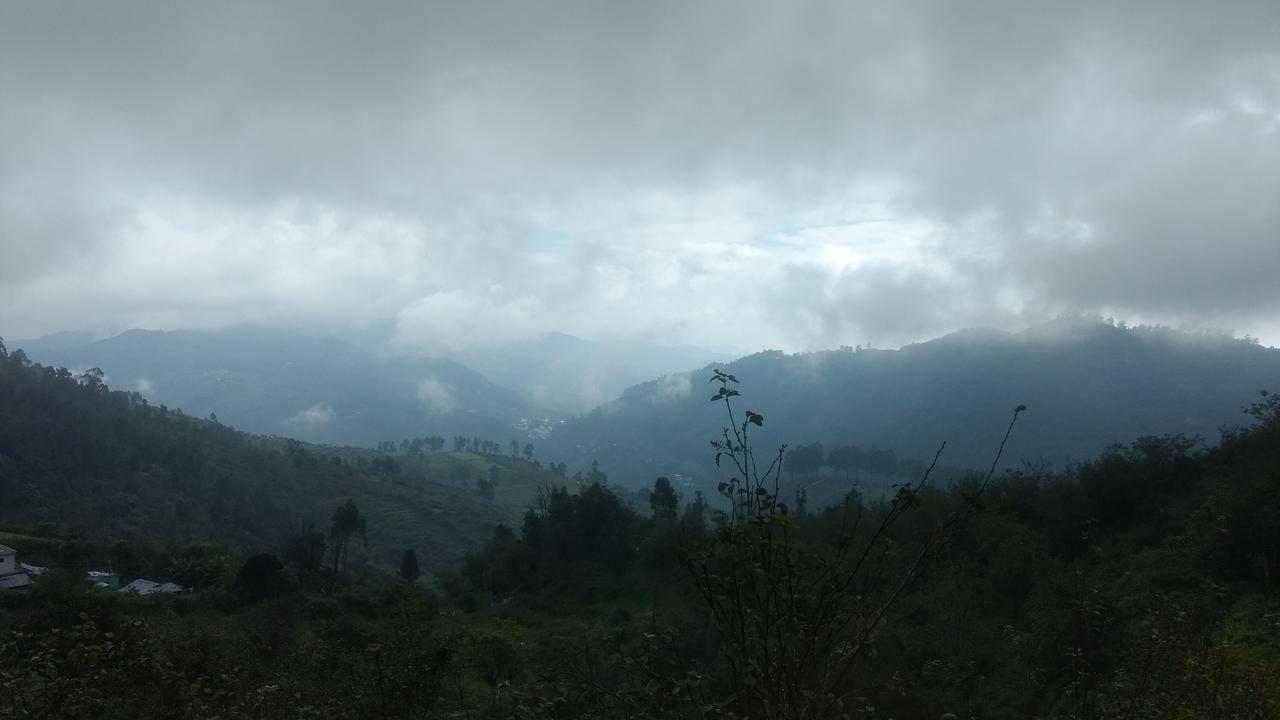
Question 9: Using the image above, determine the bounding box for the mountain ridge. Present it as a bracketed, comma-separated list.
[543, 320, 1280, 488]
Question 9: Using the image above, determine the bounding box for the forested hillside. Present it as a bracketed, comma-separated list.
[0, 364, 1277, 718]
[15, 326, 544, 447]
[548, 319, 1280, 486]
[0, 338, 558, 571]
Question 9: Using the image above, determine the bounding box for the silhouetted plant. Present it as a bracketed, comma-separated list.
[685, 369, 1024, 719]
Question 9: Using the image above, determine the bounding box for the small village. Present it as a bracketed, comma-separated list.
[0, 542, 187, 596]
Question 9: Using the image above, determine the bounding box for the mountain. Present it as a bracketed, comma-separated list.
[0, 339, 560, 571]
[13, 326, 544, 447]
[543, 319, 1280, 488]
[445, 332, 730, 414]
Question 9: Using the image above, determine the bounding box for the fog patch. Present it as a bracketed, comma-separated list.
[416, 376, 456, 415]
[131, 377, 155, 395]
[652, 372, 693, 402]
[288, 403, 336, 427]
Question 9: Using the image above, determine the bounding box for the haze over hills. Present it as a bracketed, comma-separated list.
[14, 326, 542, 448]
[543, 318, 1280, 488]
[15, 326, 731, 438]
[444, 331, 731, 414]
[14, 319, 1280, 496]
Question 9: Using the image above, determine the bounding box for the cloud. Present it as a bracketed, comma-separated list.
[288, 404, 336, 427]
[1, 1, 1278, 349]
[416, 376, 456, 415]
[131, 377, 155, 395]
[652, 372, 694, 403]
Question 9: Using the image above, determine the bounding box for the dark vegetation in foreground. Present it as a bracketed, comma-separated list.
[2, 339, 1280, 718]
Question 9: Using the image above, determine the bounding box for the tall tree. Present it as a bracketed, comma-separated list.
[649, 477, 679, 518]
[330, 499, 367, 575]
[399, 549, 421, 584]
[286, 522, 328, 575]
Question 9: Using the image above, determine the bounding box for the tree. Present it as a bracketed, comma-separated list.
[399, 549, 421, 583]
[649, 477, 679, 518]
[828, 444, 864, 480]
[77, 367, 106, 393]
[330, 499, 367, 576]
[233, 553, 288, 603]
[586, 460, 607, 486]
[523, 443, 534, 460]
[786, 441, 825, 477]
[286, 522, 327, 575]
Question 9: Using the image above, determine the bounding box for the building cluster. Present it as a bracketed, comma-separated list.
[0, 543, 187, 595]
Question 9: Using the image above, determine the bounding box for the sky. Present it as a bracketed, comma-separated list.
[2, 1, 1278, 354]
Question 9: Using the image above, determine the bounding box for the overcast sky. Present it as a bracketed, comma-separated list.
[2, 1, 1278, 353]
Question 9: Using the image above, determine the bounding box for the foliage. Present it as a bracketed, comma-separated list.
[0, 345, 523, 572]
[3, 339, 1280, 718]
[233, 553, 290, 603]
[648, 477, 679, 518]
[683, 370, 1023, 718]
[400, 549, 421, 584]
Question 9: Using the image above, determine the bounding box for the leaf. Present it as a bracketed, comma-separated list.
[715, 453, 722, 467]
[717, 482, 730, 494]
[745, 411, 764, 427]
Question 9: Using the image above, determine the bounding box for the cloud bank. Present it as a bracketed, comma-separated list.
[2, 1, 1277, 351]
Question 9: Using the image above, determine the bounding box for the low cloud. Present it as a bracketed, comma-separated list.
[416, 376, 456, 415]
[288, 403, 336, 427]
[652, 372, 694, 403]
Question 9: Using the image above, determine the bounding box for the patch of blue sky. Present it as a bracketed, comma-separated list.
[526, 225, 568, 251]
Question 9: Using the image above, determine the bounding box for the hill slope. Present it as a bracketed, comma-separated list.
[0, 338, 556, 571]
[545, 320, 1280, 487]
[14, 326, 543, 447]
[446, 332, 729, 414]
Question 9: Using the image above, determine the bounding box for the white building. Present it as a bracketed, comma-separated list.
[0, 544, 32, 590]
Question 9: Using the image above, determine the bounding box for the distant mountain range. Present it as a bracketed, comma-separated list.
[13, 320, 1279, 495]
[444, 332, 730, 413]
[10, 326, 727, 447]
[542, 319, 1280, 487]
[13, 326, 535, 447]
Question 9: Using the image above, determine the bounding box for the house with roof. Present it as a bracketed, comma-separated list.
[119, 578, 188, 596]
[0, 543, 33, 590]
